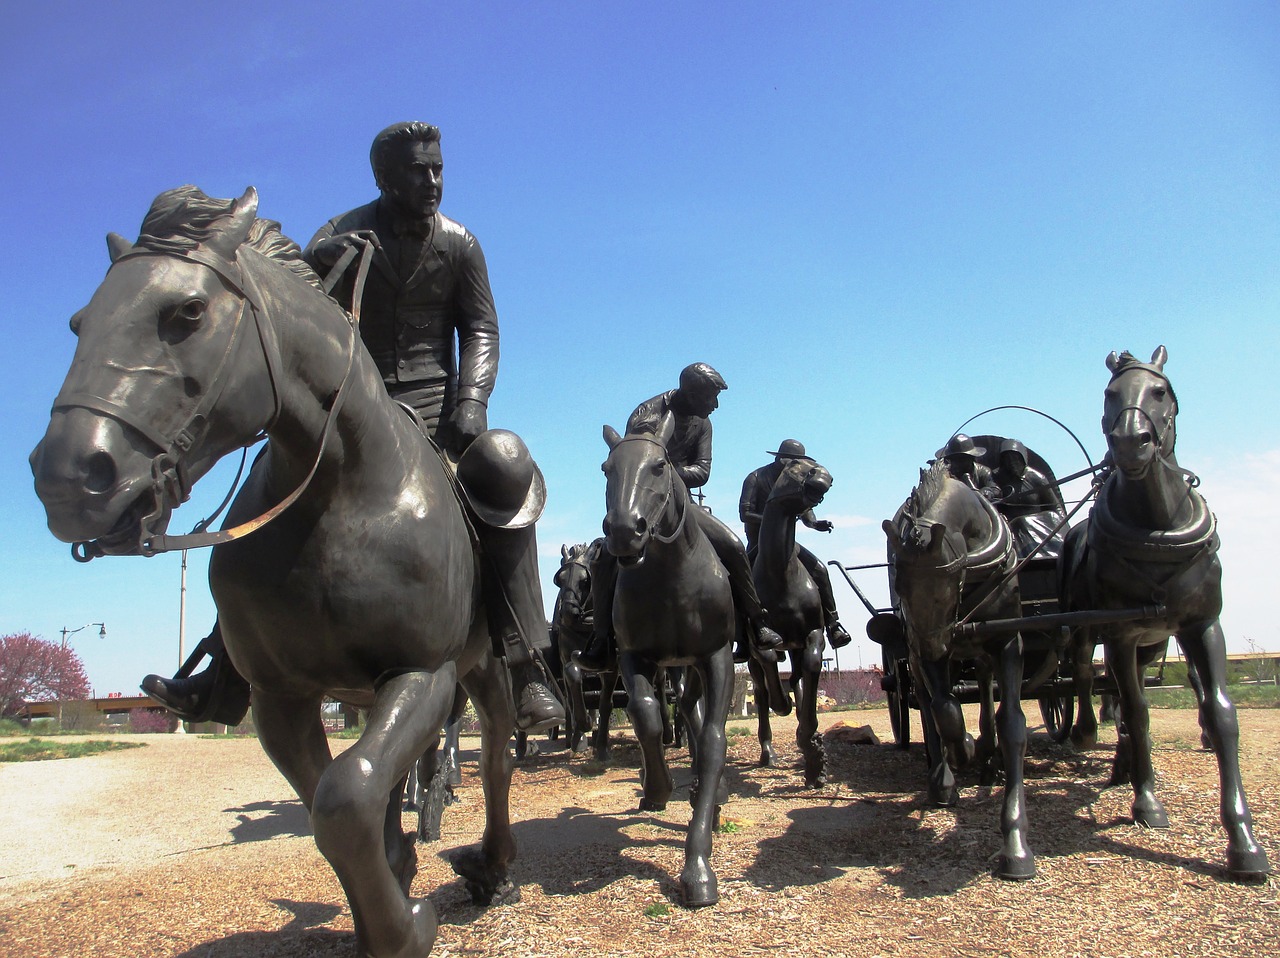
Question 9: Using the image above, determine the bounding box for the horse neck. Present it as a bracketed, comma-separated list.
[245, 254, 401, 493]
[1107, 451, 1195, 531]
[755, 497, 798, 585]
[647, 482, 703, 570]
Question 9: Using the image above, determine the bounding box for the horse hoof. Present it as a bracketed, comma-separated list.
[928, 785, 959, 808]
[639, 797, 667, 812]
[680, 871, 719, 909]
[1070, 729, 1098, 750]
[1226, 845, 1271, 881]
[806, 774, 827, 789]
[1133, 803, 1169, 829]
[759, 747, 777, 768]
[450, 847, 516, 906]
[997, 854, 1037, 881]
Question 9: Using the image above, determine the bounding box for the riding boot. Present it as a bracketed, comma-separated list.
[693, 508, 784, 654]
[479, 524, 566, 735]
[140, 621, 251, 725]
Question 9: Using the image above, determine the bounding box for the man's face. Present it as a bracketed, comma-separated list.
[378, 140, 444, 219]
[1001, 451, 1027, 478]
[948, 454, 975, 478]
[683, 384, 721, 417]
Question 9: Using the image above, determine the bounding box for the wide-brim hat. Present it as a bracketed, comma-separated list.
[935, 433, 986, 460]
[456, 429, 546, 529]
[767, 438, 812, 461]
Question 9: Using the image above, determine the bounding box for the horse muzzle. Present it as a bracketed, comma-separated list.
[603, 513, 649, 567]
[30, 408, 170, 555]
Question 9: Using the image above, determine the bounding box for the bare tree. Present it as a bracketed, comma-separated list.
[0, 632, 91, 717]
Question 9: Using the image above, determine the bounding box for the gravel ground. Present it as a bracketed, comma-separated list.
[1, 706, 1277, 957]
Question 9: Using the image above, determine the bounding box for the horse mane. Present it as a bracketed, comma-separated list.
[136, 185, 324, 291]
[905, 460, 949, 520]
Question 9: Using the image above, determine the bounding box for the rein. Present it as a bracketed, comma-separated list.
[70, 240, 374, 560]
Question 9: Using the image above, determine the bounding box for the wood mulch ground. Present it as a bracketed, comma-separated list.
[1, 705, 1277, 957]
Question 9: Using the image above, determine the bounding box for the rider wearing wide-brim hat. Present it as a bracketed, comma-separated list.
[739, 439, 852, 653]
[934, 433, 992, 490]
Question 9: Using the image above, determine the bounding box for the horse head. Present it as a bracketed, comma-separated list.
[601, 415, 684, 567]
[1103, 345, 1178, 480]
[30, 186, 283, 556]
[882, 463, 976, 659]
[553, 540, 598, 621]
[767, 456, 833, 516]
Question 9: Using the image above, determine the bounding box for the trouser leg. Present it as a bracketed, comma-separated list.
[797, 546, 838, 623]
[694, 509, 765, 621]
[576, 550, 618, 671]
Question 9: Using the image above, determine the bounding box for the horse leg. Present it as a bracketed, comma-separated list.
[915, 656, 960, 807]
[620, 653, 672, 811]
[746, 655, 776, 767]
[253, 689, 332, 812]
[659, 667, 677, 746]
[681, 647, 732, 908]
[1069, 627, 1100, 748]
[562, 651, 589, 753]
[592, 668, 618, 762]
[974, 660, 999, 786]
[1177, 624, 1270, 879]
[453, 650, 519, 905]
[310, 668, 456, 958]
[1107, 641, 1167, 827]
[1182, 650, 1213, 750]
[994, 633, 1034, 880]
[795, 636, 826, 788]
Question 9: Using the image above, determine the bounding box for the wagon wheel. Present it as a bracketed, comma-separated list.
[881, 648, 911, 750]
[1038, 691, 1075, 743]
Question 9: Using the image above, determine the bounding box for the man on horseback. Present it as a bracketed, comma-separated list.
[576, 363, 785, 671]
[141, 121, 564, 733]
[936, 434, 993, 490]
[983, 438, 1066, 556]
[739, 440, 852, 650]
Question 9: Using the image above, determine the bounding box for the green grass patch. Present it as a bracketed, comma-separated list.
[0, 738, 145, 762]
[716, 818, 745, 834]
[643, 902, 670, 918]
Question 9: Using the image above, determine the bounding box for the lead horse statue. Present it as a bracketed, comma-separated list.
[30, 187, 522, 956]
[1059, 346, 1269, 880]
[601, 418, 735, 908]
[884, 460, 1034, 879]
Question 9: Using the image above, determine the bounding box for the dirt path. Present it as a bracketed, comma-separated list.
[1, 707, 1277, 957]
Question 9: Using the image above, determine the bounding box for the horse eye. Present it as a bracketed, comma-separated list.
[1152, 387, 1166, 401]
[172, 297, 207, 324]
[652, 461, 667, 476]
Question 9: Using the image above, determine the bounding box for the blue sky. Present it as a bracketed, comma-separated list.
[2, 3, 1277, 695]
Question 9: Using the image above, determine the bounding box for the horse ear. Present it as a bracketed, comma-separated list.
[561, 544, 569, 560]
[206, 186, 259, 259]
[1150, 345, 1167, 370]
[1105, 351, 1121, 373]
[881, 519, 902, 557]
[106, 232, 133, 263]
[603, 424, 622, 449]
[927, 523, 948, 555]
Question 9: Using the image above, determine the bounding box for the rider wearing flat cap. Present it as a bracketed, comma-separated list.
[740, 440, 852, 651]
[576, 363, 785, 672]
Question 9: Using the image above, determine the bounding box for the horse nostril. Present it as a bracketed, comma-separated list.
[634, 516, 647, 537]
[84, 451, 116, 494]
[1138, 431, 1152, 447]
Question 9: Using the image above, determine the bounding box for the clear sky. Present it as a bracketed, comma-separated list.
[2, 3, 1277, 696]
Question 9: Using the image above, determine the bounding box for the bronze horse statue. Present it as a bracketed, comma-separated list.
[884, 460, 1034, 879]
[553, 539, 683, 760]
[601, 417, 735, 908]
[552, 539, 617, 757]
[1059, 346, 1269, 880]
[30, 187, 524, 956]
[748, 456, 831, 785]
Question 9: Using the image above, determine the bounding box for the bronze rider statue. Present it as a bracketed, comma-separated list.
[141, 122, 565, 733]
[739, 439, 852, 651]
[576, 363, 785, 671]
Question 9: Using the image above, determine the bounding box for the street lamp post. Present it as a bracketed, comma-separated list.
[56, 622, 105, 728]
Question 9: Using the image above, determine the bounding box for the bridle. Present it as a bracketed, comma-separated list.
[609, 435, 688, 546]
[64, 240, 372, 560]
[1102, 365, 1198, 486]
